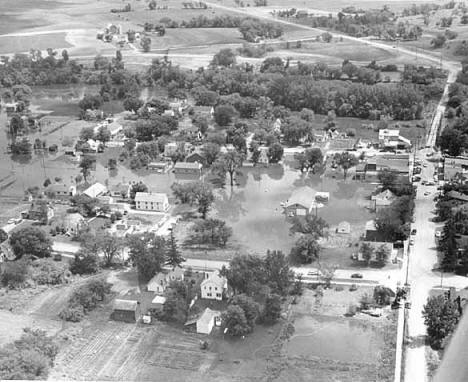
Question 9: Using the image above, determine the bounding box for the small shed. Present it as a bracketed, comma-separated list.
[111, 299, 141, 323]
[151, 295, 166, 313]
[196, 308, 221, 334]
[336, 221, 351, 234]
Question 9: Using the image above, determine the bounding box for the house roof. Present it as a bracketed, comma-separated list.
[174, 162, 202, 170]
[148, 162, 169, 168]
[447, 191, 468, 202]
[337, 221, 351, 233]
[63, 212, 85, 225]
[151, 296, 167, 305]
[197, 308, 221, 327]
[328, 138, 356, 151]
[285, 187, 314, 209]
[46, 183, 72, 193]
[365, 219, 377, 231]
[135, 192, 168, 204]
[372, 189, 395, 201]
[113, 299, 138, 311]
[201, 272, 227, 289]
[83, 183, 107, 198]
[168, 266, 184, 279]
[378, 129, 400, 139]
[148, 273, 167, 288]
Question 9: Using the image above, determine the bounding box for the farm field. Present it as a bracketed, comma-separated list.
[0, 33, 72, 54]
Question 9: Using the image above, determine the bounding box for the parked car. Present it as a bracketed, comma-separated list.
[351, 273, 363, 279]
[411, 229, 417, 235]
[409, 238, 415, 245]
[426, 181, 435, 186]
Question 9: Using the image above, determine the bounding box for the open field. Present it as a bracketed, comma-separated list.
[0, 33, 72, 54]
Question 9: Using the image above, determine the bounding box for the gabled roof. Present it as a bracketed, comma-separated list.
[168, 266, 184, 279]
[201, 272, 227, 289]
[285, 187, 314, 209]
[151, 296, 166, 305]
[174, 162, 202, 170]
[83, 183, 107, 198]
[447, 191, 468, 202]
[135, 192, 168, 204]
[113, 299, 138, 311]
[197, 308, 221, 327]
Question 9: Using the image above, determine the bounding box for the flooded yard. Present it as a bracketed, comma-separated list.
[285, 315, 384, 363]
[213, 164, 374, 255]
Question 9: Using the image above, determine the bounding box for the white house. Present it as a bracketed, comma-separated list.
[45, 183, 76, 199]
[378, 129, 411, 149]
[147, 267, 185, 294]
[196, 308, 221, 334]
[83, 183, 107, 198]
[371, 189, 395, 209]
[135, 192, 170, 212]
[200, 272, 227, 301]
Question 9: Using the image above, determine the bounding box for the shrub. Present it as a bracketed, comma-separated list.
[31, 260, 70, 285]
[1, 259, 30, 288]
[59, 278, 111, 321]
[69, 254, 99, 275]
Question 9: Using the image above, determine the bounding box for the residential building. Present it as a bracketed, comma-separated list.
[61, 212, 86, 234]
[148, 162, 170, 173]
[378, 129, 412, 149]
[355, 155, 410, 181]
[371, 189, 396, 209]
[83, 183, 107, 198]
[200, 271, 227, 301]
[356, 241, 396, 263]
[135, 192, 170, 212]
[111, 299, 141, 323]
[147, 266, 185, 294]
[185, 151, 206, 166]
[28, 200, 54, 224]
[109, 183, 131, 199]
[283, 188, 316, 217]
[328, 138, 356, 152]
[196, 308, 221, 334]
[45, 183, 76, 199]
[174, 162, 202, 176]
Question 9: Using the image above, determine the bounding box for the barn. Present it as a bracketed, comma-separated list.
[111, 299, 141, 323]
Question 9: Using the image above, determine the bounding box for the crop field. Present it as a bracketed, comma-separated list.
[0, 33, 72, 54]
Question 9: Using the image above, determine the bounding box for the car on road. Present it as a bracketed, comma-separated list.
[424, 191, 431, 196]
[412, 176, 421, 182]
[423, 163, 428, 167]
[426, 152, 434, 157]
[413, 167, 422, 174]
[411, 229, 417, 235]
[409, 238, 415, 245]
[351, 273, 363, 279]
[307, 270, 322, 277]
[7, 218, 15, 224]
[426, 181, 435, 186]
[421, 180, 426, 185]
[435, 231, 442, 238]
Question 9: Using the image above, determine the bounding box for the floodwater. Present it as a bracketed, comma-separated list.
[285, 315, 383, 363]
[213, 164, 373, 254]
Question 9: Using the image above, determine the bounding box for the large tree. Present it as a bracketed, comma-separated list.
[222, 304, 251, 336]
[334, 152, 358, 179]
[289, 214, 328, 238]
[438, 127, 466, 157]
[171, 181, 215, 218]
[263, 294, 282, 323]
[127, 233, 166, 281]
[9, 227, 52, 259]
[211, 48, 236, 67]
[166, 230, 184, 268]
[79, 156, 94, 183]
[213, 151, 245, 187]
[289, 234, 321, 264]
[423, 294, 460, 349]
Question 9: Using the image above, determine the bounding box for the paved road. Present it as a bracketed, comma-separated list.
[404, 151, 468, 382]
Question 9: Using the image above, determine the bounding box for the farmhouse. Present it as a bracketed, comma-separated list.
[174, 162, 202, 176]
[83, 183, 107, 198]
[150, 295, 166, 313]
[201, 272, 227, 301]
[135, 192, 169, 212]
[45, 183, 76, 199]
[111, 299, 141, 323]
[196, 308, 221, 334]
